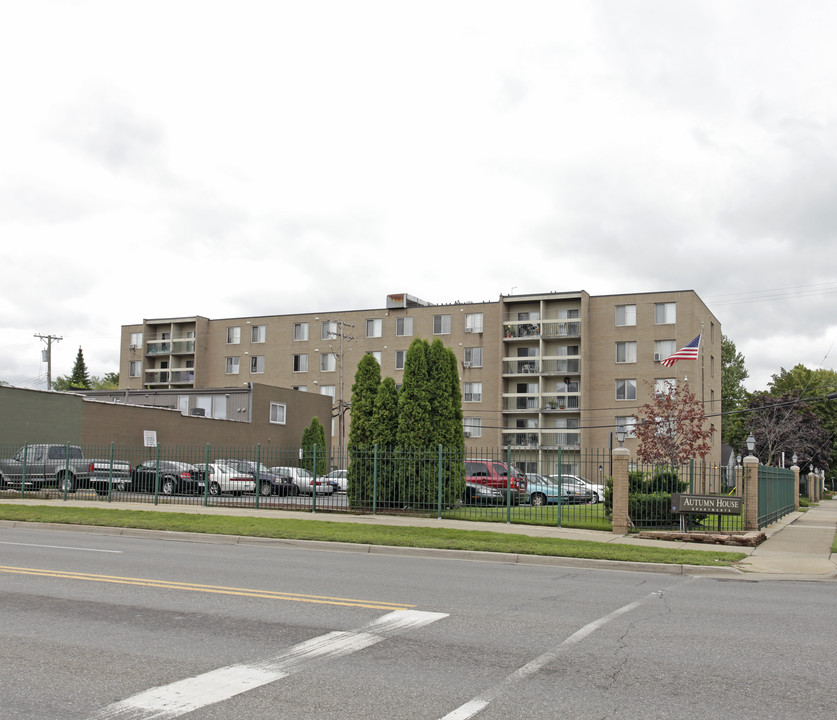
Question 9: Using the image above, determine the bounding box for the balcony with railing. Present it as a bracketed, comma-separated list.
[540, 432, 581, 448]
[540, 358, 580, 375]
[503, 395, 540, 411]
[541, 395, 580, 411]
[146, 341, 172, 356]
[146, 339, 195, 356]
[503, 359, 539, 376]
[541, 320, 581, 338]
[143, 369, 195, 385]
[503, 322, 542, 339]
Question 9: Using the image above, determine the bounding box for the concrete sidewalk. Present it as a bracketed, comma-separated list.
[1, 496, 835, 579]
[731, 497, 837, 578]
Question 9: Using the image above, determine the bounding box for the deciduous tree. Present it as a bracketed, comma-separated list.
[744, 391, 831, 470]
[634, 381, 713, 466]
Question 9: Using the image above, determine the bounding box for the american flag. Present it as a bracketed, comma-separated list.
[661, 334, 701, 367]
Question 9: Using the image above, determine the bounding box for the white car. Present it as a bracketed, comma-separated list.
[562, 474, 605, 503]
[324, 469, 348, 492]
[199, 463, 257, 496]
[269, 466, 334, 495]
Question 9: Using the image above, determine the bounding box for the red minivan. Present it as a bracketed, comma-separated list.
[464, 459, 527, 504]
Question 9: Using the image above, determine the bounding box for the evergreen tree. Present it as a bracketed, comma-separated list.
[370, 377, 400, 508]
[397, 338, 434, 447]
[300, 417, 327, 477]
[346, 354, 381, 508]
[69, 347, 92, 389]
[427, 339, 465, 503]
[53, 347, 93, 391]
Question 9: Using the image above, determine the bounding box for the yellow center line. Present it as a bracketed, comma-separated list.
[0, 565, 415, 610]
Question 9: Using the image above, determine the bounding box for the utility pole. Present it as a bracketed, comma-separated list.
[35, 333, 62, 390]
[324, 319, 356, 466]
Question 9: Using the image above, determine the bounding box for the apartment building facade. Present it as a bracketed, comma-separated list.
[119, 289, 722, 474]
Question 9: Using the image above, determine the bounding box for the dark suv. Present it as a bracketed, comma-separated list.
[464, 459, 527, 504]
[214, 459, 298, 496]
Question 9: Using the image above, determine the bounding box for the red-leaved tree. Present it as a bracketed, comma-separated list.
[634, 381, 713, 466]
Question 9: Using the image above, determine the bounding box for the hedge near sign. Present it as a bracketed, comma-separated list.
[671, 493, 743, 516]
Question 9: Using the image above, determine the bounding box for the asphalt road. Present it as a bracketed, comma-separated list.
[1, 525, 835, 720]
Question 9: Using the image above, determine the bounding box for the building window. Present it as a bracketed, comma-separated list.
[293, 385, 307, 392]
[464, 382, 482, 402]
[366, 318, 382, 338]
[654, 340, 676, 362]
[320, 385, 336, 399]
[464, 417, 482, 438]
[225, 357, 240, 375]
[616, 341, 637, 363]
[293, 354, 308, 372]
[615, 416, 637, 438]
[395, 350, 406, 370]
[556, 345, 579, 356]
[396, 316, 413, 337]
[129, 361, 141, 377]
[294, 322, 309, 341]
[655, 378, 676, 395]
[655, 302, 676, 324]
[464, 347, 483, 367]
[250, 356, 265, 374]
[251, 325, 266, 343]
[615, 305, 636, 327]
[269, 402, 286, 424]
[433, 314, 451, 335]
[226, 327, 241, 344]
[321, 353, 337, 372]
[129, 332, 143, 347]
[322, 321, 338, 340]
[367, 350, 382, 364]
[557, 308, 579, 319]
[616, 379, 637, 401]
[465, 313, 483, 333]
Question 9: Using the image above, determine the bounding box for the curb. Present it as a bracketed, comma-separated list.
[0, 519, 743, 578]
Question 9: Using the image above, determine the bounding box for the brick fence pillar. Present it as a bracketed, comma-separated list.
[808, 471, 818, 502]
[791, 464, 800, 511]
[742, 454, 759, 531]
[611, 446, 630, 535]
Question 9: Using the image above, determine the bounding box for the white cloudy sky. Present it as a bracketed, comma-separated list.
[2, 0, 837, 393]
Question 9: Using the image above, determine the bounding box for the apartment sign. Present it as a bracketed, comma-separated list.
[671, 493, 743, 516]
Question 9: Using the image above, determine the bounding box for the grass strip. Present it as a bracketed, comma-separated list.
[0, 504, 746, 566]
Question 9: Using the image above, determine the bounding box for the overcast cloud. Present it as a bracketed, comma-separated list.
[2, 1, 836, 393]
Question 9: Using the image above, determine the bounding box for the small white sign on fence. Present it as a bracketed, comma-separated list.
[143, 430, 158, 448]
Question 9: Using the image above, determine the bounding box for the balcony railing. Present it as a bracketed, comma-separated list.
[541, 358, 580, 374]
[503, 360, 539, 375]
[144, 370, 194, 385]
[541, 321, 581, 338]
[541, 395, 580, 410]
[503, 323, 541, 339]
[146, 339, 195, 355]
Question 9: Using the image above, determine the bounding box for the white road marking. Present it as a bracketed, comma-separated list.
[438, 593, 662, 720]
[91, 609, 447, 720]
[0, 540, 122, 553]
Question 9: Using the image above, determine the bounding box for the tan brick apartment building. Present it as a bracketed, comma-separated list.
[119, 290, 721, 474]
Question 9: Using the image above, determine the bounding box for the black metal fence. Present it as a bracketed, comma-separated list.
[0, 442, 612, 531]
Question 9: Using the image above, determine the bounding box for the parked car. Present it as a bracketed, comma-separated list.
[269, 466, 334, 495]
[549, 475, 596, 503]
[324, 469, 348, 492]
[198, 463, 256, 496]
[524, 473, 579, 505]
[462, 480, 505, 505]
[131, 461, 204, 495]
[214, 459, 298, 496]
[562, 474, 605, 503]
[464, 459, 527, 504]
